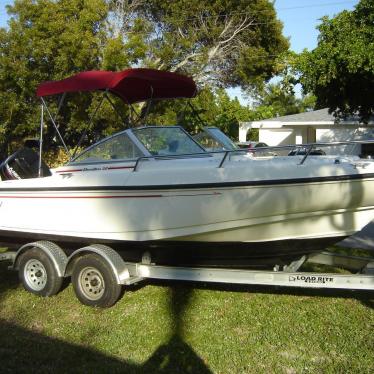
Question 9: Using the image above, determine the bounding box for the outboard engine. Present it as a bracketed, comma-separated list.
[0, 148, 51, 180]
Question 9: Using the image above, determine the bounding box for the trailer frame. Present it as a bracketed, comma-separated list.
[0, 242, 373, 307]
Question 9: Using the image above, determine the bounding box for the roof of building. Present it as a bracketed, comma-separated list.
[266, 108, 332, 122]
[245, 108, 374, 126]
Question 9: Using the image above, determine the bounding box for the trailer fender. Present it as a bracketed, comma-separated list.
[66, 244, 130, 284]
[13, 241, 68, 277]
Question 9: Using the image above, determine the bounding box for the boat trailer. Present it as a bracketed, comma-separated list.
[0, 241, 373, 308]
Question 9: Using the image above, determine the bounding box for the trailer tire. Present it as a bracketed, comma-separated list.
[71, 254, 121, 308]
[18, 248, 63, 297]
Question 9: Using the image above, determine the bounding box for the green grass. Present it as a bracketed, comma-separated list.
[0, 258, 373, 373]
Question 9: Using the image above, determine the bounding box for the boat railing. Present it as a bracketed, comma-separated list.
[133, 152, 213, 171]
[249, 140, 374, 166]
[132, 140, 374, 171]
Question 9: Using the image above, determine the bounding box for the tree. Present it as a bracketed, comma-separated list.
[0, 0, 109, 154]
[296, 0, 374, 122]
[107, 0, 289, 90]
[254, 82, 315, 118]
[106, 0, 289, 139]
[0, 0, 289, 153]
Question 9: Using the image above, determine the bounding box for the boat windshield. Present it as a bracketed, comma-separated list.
[193, 127, 238, 151]
[132, 126, 205, 156]
[72, 132, 144, 164]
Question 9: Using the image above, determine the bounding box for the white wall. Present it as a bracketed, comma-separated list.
[259, 129, 295, 146]
[238, 123, 252, 142]
[316, 127, 374, 155]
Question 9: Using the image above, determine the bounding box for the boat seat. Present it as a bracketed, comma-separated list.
[0, 148, 52, 180]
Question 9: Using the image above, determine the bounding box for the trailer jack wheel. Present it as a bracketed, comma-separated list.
[18, 248, 63, 297]
[71, 254, 122, 308]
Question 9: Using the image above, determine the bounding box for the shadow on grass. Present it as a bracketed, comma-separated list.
[0, 320, 134, 373]
[0, 261, 19, 299]
[0, 318, 212, 373]
[0, 263, 213, 373]
[141, 285, 212, 374]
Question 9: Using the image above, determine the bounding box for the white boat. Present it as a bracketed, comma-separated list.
[0, 69, 374, 266]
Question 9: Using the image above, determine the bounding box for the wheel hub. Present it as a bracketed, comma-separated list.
[79, 267, 105, 301]
[24, 259, 47, 291]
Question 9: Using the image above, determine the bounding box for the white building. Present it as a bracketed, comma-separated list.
[239, 108, 374, 156]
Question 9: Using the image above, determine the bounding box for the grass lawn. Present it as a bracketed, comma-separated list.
[0, 251, 373, 373]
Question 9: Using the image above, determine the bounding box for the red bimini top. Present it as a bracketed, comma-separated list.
[36, 68, 197, 104]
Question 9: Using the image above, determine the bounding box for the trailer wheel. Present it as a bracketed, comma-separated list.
[71, 254, 122, 308]
[18, 248, 63, 297]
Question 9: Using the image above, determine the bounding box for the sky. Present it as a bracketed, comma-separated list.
[274, 0, 356, 53]
[228, 0, 358, 103]
[0, 0, 11, 26]
[0, 0, 359, 103]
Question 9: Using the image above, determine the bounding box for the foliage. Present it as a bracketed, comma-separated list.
[0, 0, 109, 154]
[210, 90, 251, 139]
[109, 0, 289, 89]
[252, 51, 316, 118]
[296, 0, 374, 122]
[255, 82, 316, 118]
[43, 148, 71, 168]
[0, 0, 289, 153]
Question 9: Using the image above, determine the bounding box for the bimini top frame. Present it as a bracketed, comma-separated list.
[35, 68, 198, 174]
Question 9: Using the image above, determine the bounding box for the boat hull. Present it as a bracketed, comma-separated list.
[0, 228, 346, 267]
[0, 174, 373, 263]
